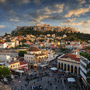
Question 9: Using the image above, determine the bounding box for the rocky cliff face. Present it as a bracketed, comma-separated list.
[12, 24, 78, 33]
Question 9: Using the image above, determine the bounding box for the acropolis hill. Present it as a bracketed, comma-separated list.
[13, 24, 78, 33]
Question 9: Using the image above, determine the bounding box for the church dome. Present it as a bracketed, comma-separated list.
[28, 47, 41, 51]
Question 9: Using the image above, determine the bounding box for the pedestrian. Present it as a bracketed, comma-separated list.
[48, 80, 49, 84]
[61, 80, 62, 83]
[32, 85, 33, 90]
[69, 86, 71, 89]
[27, 80, 29, 84]
[58, 80, 59, 83]
[41, 77, 42, 80]
[34, 82, 35, 85]
[45, 88, 48, 90]
[50, 82, 52, 86]
[56, 85, 57, 90]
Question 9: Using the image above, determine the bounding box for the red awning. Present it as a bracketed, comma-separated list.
[21, 66, 26, 68]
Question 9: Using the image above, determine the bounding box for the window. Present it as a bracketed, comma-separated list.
[11, 66, 12, 67]
[13, 65, 15, 67]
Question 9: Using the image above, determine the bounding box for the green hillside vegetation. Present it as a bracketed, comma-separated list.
[86, 46, 90, 50]
[11, 28, 90, 42]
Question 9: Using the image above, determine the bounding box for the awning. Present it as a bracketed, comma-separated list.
[40, 64, 48, 67]
[65, 71, 70, 73]
[21, 66, 26, 68]
[15, 69, 24, 73]
[4, 78, 8, 82]
[68, 78, 75, 82]
[50, 67, 57, 71]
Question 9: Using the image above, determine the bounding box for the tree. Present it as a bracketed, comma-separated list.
[21, 39, 27, 43]
[39, 39, 44, 42]
[0, 67, 10, 78]
[80, 52, 86, 57]
[49, 39, 52, 42]
[4, 33, 8, 36]
[18, 51, 27, 57]
[62, 48, 66, 51]
[87, 55, 90, 61]
[86, 46, 90, 50]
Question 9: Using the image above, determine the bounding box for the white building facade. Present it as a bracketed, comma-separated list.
[80, 55, 90, 90]
[0, 43, 8, 49]
[0, 55, 11, 62]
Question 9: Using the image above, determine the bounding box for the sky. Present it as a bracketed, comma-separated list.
[0, 0, 90, 35]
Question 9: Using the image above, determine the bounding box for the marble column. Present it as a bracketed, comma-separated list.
[66, 65, 68, 71]
[57, 63, 59, 68]
[77, 68, 79, 74]
[73, 66, 75, 74]
[63, 64, 64, 70]
[70, 66, 71, 73]
[60, 63, 62, 69]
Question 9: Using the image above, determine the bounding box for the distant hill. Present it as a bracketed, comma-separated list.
[11, 24, 90, 42]
[11, 24, 78, 34]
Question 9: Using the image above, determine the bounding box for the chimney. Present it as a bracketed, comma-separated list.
[75, 49, 80, 58]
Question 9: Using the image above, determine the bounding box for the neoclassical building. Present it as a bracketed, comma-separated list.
[57, 52, 80, 74]
[24, 47, 48, 69]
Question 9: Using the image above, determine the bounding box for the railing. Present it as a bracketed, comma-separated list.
[80, 59, 87, 67]
[80, 65, 87, 74]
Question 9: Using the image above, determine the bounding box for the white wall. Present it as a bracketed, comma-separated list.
[27, 51, 41, 54]
[0, 55, 11, 62]
[24, 54, 34, 63]
[0, 43, 8, 49]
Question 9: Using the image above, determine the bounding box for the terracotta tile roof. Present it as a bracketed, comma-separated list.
[61, 53, 80, 62]
[19, 58, 24, 61]
[72, 41, 79, 42]
[9, 61, 19, 64]
[0, 43, 5, 44]
[19, 61, 28, 65]
[25, 41, 33, 44]
[82, 46, 88, 49]
[75, 49, 79, 51]
[39, 43, 43, 44]
[15, 57, 21, 59]
[85, 49, 90, 52]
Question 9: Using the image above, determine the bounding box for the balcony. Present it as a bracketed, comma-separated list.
[80, 59, 87, 67]
[80, 70, 87, 81]
[80, 65, 87, 74]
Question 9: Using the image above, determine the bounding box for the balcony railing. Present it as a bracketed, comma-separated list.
[80, 59, 87, 67]
[80, 65, 87, 74]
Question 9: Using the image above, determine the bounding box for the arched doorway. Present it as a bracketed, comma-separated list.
[58, 63, 60, 69]
[75, 66, 77, 74]
[68, 65, 70, 71]
[64, 64, 66, 71]
[71, 65, 73, 73]
[61, 63, 63, 70]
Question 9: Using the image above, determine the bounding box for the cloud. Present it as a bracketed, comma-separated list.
[0, 0, 5, 3]
[32, 0, 43, 5]
[9, 18, 19, 21]
[28, 3, 64, 24]
[9, 0, 30, 5]
[0, 0, 11, 11]
[77, 0, 86, 4]
[65, 5, 90, 17]
[60, 19, 90, 27]
[48, 4, 64, 14]
[0, 25, 5, 28]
